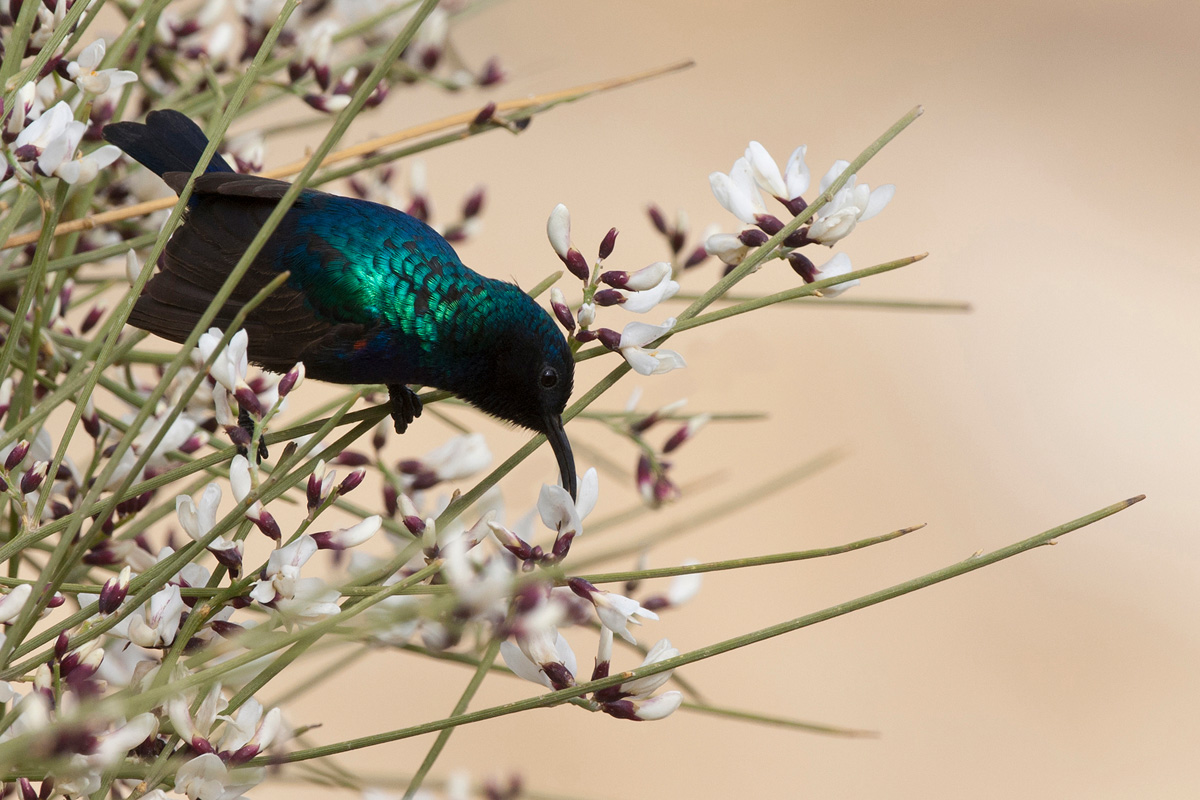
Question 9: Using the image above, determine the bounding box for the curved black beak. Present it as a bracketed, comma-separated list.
[544, 413, 577, 500]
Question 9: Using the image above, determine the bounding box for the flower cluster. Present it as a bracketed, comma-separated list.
[705, 141, 895, 294]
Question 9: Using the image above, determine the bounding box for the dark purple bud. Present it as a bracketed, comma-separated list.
[420, 45, 441, 71]
[411, 470, 439, 491]
[478, 57, 505, 86]
[179, 435, 203, 454]
[20, 462, 46, 494]
[596, 328, 622, 351]
[754, 214, 785, 235]
[551, 530, 574, 561]
[599, 699, 639, 720]
[599, 270, 629, 289]
[19, 778, 37, 800]
[647, 203, 669, 235]
[78, 304, 103, 333]
[598, 227, 619, 260]
[636, 455, 654, 497]
[407, 196, 429, 222]
[591, 656, 611, 683]
[781, 195, 808, 216]
[5, 440, 29, 470]
[98, 571, 129, 614]
[209, 620, 245, 638]
[551, 298, 575, 332]
[397, 459, 423, 475]
[36, 777, 54, 800]
[567, 577, 597, 601]
[333, 451, 370, 467]
[226, 744, 260, 765]
[190, 737, 217, 755]
[226, 425, 251, 447]
[287, 60, 309, 83]
[210, 544, 242, 574]
[314, 64, 331, 91]
[471, 101, 496, 127]
[252, 510, 281, 541]
[364, 81, 389, 108]
[46, 593, 64, 609]
[782, 228, 813, 248]
[306, 473, 324, 511]
[541, 661, 575, 690]
[663, 423, 692, 454]
[565, 249, 590, 282]
[81, 410, 100, 439]
[372, 426, 387, 452]
[233, 386, 263, 417]
[788, 252, 817, 283]
[738, 228, 769, 247]
[57, 283, 73, 312]
[593, 289, 625, 307]
[669, 229, 685, 254]
[383, 484, 398, 517]
[402, 515, 425, 535]
[574, 329, 598, 343]
[653, 475, 678, 504]
[683, 245, 709, 269]
[55, 632, 70, 660]
[338, 468, 365, 494]
[642, 595, 669, 612]
[462, 186, 485, 219]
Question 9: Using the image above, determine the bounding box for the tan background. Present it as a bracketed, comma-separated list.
[249, 0, 1199, 797]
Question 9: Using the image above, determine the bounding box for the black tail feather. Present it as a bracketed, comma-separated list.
[102, 110, 234, 179]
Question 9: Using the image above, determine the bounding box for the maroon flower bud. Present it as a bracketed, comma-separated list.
[226, 425, 251, 447]
[781, 195, 808, 216]
[338, 468, 366, 494]
[179, 435, 204, 454]
[754, 213, 784, 235]
[383, 484, 399, 517]
[407, 196, 429, 222]
[252, 509, 281, 541]
[372, 425, 387, 452]
[591, 656, 611, 683]
[636, 455, 654, 498]
[20, 461, 47, 494]
[551, 530, 574, 561]
[599, 270, 629, 289]
[574, 329, 598, 343]
[5, 440, 29, 470]
[478, 57, 505, 86]
[55, 632, 70, 660]
[783, 228, 813, 248]
[334, 451, 370, 467]
[567, 577, 597, 601]
[599, 699, 639, 720]
[669, 229, 685, 254]
[411, 470, 439, 491]
[738, 228, 769, 247]
[233, 386, 263, 417]
[598, 227, 619, 260]
[788, 252, 817, 283]
[402, 515, 425, 535]
[46, 593, 64, 609]
[277, 363, 304, 397]
[683, 245, 709, 269]
[19, 778, 37, 800]
[550, 294, 575, 332]
[596, 328, 622, 351]
[306, 473, 324, 511]
[397, 459, 423, 475]
[462, 187, 485, 219]
[541, 661, 575, 690]
[565, 248, 590, 282]
[471, 101, 496, 127]
[642, 595, 669, 612]
[209, 620, 245, 638]
[593, 289, 625, 307]
[653, 475, 678, 505]
[98, 568, 130, 614]
[647, 203, 669, 235]
[364, 81, 389, 108]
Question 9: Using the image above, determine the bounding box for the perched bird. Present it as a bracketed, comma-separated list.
[103, 110, 577, 497]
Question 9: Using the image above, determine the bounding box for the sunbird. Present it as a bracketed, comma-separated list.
[103, 111, 577, 498]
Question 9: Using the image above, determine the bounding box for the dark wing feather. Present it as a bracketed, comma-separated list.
[129, 173, 371, 374]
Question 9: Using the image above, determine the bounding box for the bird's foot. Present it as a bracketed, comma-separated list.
[237, 407, 269, 462]
[388, 384, 423, 434]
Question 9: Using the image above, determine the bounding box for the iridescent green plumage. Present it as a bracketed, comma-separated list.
[104, 110, 578, 496]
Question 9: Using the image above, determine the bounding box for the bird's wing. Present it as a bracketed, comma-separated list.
[130, 172, 472, 378]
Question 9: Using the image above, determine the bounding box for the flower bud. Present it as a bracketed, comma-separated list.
[99, 566, 131, 614]
[81, 304, 105, 334]
[20, 461, 48, 494]
[462, 186, 485, 219]
[547, 204, 571, 260]
[647, 203, 669, 235]
[233, 385, 263, 417]
[596, 328, 622, 351]
[593, 289, 625, 307]
[577, 302, 596, 328]
[754, 213, 784, 235]
[738, 228, 769, 247]
[277, 362, 305, 397]
[598, 227, 618, 260]
[5, 440, 29, 471]
[788, 252, 817, 283]
[550, 287, 575, 332]
[471, 101, 497, 127]
[338, 468, 366, 494]
[565, 248, 590, 282]
[251, 509, 281, 541]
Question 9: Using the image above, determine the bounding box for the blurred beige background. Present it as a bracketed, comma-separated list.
[250, 0, 1200, 797]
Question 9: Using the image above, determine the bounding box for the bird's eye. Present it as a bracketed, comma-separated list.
[540, 367, 558, 388]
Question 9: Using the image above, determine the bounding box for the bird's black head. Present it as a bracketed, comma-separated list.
[456, 284, 577, 498]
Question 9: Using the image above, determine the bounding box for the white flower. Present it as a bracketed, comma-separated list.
[810, 253, 859, 297]
[0, 585, 32, 623]
[177, 483, 242, 567]
[67, 40, 137, 95]
[250, 535, 317, 604]
[624, 690, 683, 721]
[14, 101, 81, 178]
[744, 141, 787, 198]
[618, 268, 680, 314]
[589, 589, 658, 644]
[576, 301, 596, 328]
[807, 160, 894, 245]
[215, 698, 283, 755]
[312, 515, 381, 550]
[169, 684, 222, 746]
[93, 713, 157, 765]
[127, 585, 186, 647]
[500, 630, 577, 689]
[537, 467, 598, 538]
[619, 638, 680, 698]
[547, 203, 572, 260]
[422, 433, 492, 482]
[617, 318, 686, 376]
[709, 158, 767, 224]
[704, 232, 750, 266]
[666, 563, 702, 606]
[175, 752, 261, 800]
[196, 328, 249, 393]
[784, 145, 811, 199]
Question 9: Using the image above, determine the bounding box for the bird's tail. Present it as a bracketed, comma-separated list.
[102, 109, 234, 180]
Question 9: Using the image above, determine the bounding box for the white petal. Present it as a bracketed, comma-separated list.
[819, 159, 851, 194]
[860, 183, 895, 221]
[538, 484, 581, 536]
[618, 317, 676, 349]
[624, 261, 672, 292]
[229, 455, 252, 503]
[575, 468, 599, 520]
[546, 203, 571, 259]
[632, 690, 682, 720]
[784, 145, 810, 199]
[500, 640, 551, 688]
[744, 141, 787, 197]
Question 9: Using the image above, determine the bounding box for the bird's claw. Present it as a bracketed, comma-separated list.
[388, 384, 423, 434]
[237, 407, 269, 462]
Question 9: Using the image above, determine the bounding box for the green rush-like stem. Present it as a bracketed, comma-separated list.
[667, 292, 971, 313]
[242, 495, 1143, 767]
[569, 524, 924, 586]
[403, 637, 502, 800]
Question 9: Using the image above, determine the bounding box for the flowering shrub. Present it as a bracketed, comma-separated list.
[0, 1, 1141, 799]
